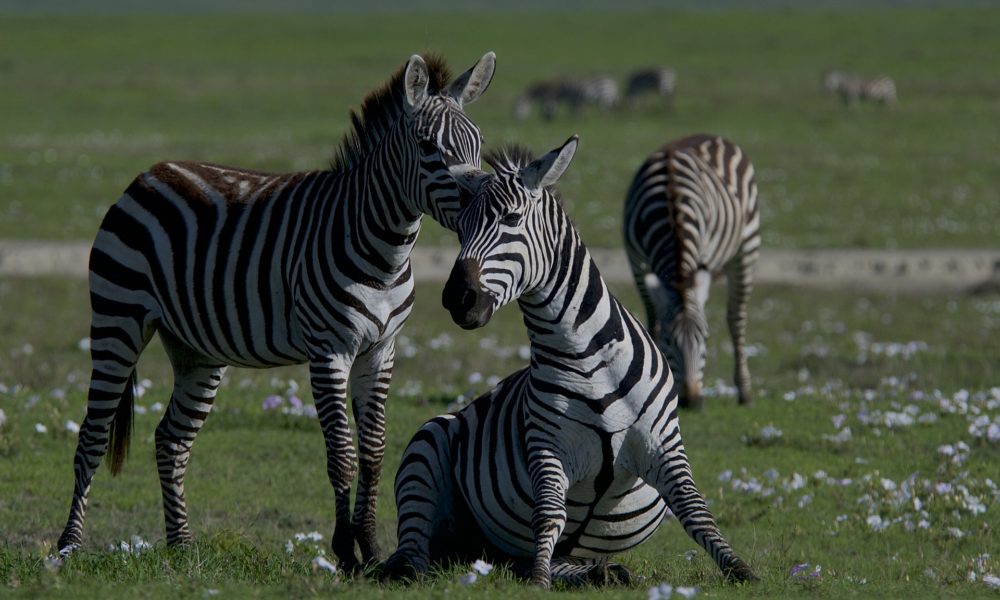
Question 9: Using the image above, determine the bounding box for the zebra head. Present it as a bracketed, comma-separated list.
[443, 136, 578, 329]
[646, 269, 710, 406]
[402, 52, 496, 227]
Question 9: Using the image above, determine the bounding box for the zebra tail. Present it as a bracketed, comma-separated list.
[107, 370, 136, 476]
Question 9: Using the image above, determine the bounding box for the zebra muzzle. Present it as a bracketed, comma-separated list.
[442, 258, 494, 329]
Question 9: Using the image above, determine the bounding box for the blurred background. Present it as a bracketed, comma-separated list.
[1, 0, 997, 250]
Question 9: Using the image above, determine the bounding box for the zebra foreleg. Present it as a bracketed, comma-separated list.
[527, 447, 569, 588]
[311, 357, 361, 572]
[156, 341, 226, 546]
[725, 247, 757, 406]
[644, 445, 757, 582]
[348, 341, 396, 565]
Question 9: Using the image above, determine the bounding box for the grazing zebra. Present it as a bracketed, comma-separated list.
[513, 75, 619, 121]
[384, 137, 756, 587]
[624, 67, 676, 108]
[623, 134, 759, 410]
[823, 69, 897, 106]
[56, 51, 497, 571]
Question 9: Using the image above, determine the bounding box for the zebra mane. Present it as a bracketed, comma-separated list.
[484, 143, 536, 173]
[330, 54, 452, 172]
[484, 143, 564, 204]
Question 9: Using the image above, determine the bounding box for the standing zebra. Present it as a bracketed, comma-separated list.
[823, 70, 897, 106]
[513, 75, 619, 121]
[623, 134, 759, 410]
[624, 66, 676, 109]
[56, 52, 497, 571]
[384, 137, 756, 587]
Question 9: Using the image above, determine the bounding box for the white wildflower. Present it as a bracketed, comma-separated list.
[34, 423, 47, 434]
[458, 572, 478, 586]
[648, 583, 672, 600]
[64, 420, 80, 433]
[312, 555, 337, 575]
[472, 559, 493, 576]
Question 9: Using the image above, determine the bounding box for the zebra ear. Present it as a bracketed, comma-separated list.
[404, 54, 430, 109]
[520, 135, 578, 193]
[448, 51, 496, 107]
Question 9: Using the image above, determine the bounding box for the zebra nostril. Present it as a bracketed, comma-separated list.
[460, 288, 477, 311]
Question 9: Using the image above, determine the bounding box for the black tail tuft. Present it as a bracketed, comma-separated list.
[107, 370, 136, 476]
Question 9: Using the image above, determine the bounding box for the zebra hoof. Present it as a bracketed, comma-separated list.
[379, 553, 423, 582]
[724, 559, 759, 583]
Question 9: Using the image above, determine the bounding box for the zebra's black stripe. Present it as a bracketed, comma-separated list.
[57, 52, 496, 572]
[385, 138, 756, 587]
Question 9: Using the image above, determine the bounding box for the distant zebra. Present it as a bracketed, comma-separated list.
[383, 137, 756, 587]
[514, 75, 619, 121]
[824, 70, 897, 105]
[56, 51, 497, 571]
[624, 67, 676, 108]
[623, 134, 759, 410]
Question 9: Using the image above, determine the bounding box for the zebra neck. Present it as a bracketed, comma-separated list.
[332, 123, 424, 273]
[519, 231, 627, 370]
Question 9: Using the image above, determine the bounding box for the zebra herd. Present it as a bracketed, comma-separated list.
[514, 66, 897, 121]
[514, 67, 677, 121]
[57, 51, 759, 587]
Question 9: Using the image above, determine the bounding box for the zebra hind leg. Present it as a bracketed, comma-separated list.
[58, 310, 155, 554]
[512, 557, 631, 587]
[156, 333, 227, 546]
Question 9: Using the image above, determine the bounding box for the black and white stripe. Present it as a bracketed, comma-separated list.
[514, 75, 619, 121]
[624, 67, 676, 109]
[384, 138, 756, 587]
[824, 70, 897, 106]
[623, 134, 759, 409]
[56, 52, 497, 571]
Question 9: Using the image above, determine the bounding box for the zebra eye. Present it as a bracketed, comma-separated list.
[501, 212, 522, 227]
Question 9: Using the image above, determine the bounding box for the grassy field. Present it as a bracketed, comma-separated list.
[2, 5, 1000, 599]
[0, 8, 999, 248]
[1, 276, 999, 598]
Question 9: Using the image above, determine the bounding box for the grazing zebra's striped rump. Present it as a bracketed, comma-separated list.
[385, 137, 756, 588]
[58, 51, 497, 572]
[623, 134, 759, 409]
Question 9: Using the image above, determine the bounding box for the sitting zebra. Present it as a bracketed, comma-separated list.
[823, 69, 897, 105]
[514, 75, 619, 121]
[624, 66, 676, 109]
[55, 51, 496, 571]
[384, 136, 757, 587]
[623, 134, 760, 410]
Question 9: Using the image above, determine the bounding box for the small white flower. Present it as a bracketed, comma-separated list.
[648, 583, 672, 600]
[34, 423, 47, 434]
[312, 555, 337, 575]
[0, 408, 6, 428]
[675, 585, 699, 599]
[285, 540, 294, 554]
[77, 337, 91, 351]
[65, 420, 80, 434]
[947, 527, 965, 539]
[983, 574, 1000, 589]
[458, 572, 478, 586]
[467, 372, 483, 385]
[43, 555, 63, 571]
[472, 559, 493, 576]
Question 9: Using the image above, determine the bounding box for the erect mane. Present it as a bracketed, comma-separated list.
[484, 143, 535, 174]
[484, 143, 564, 204]
[330, 54, 452, 172]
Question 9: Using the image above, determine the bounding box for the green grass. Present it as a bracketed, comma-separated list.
[1, 277, 999, 597]
[1, 9, 999, 247]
